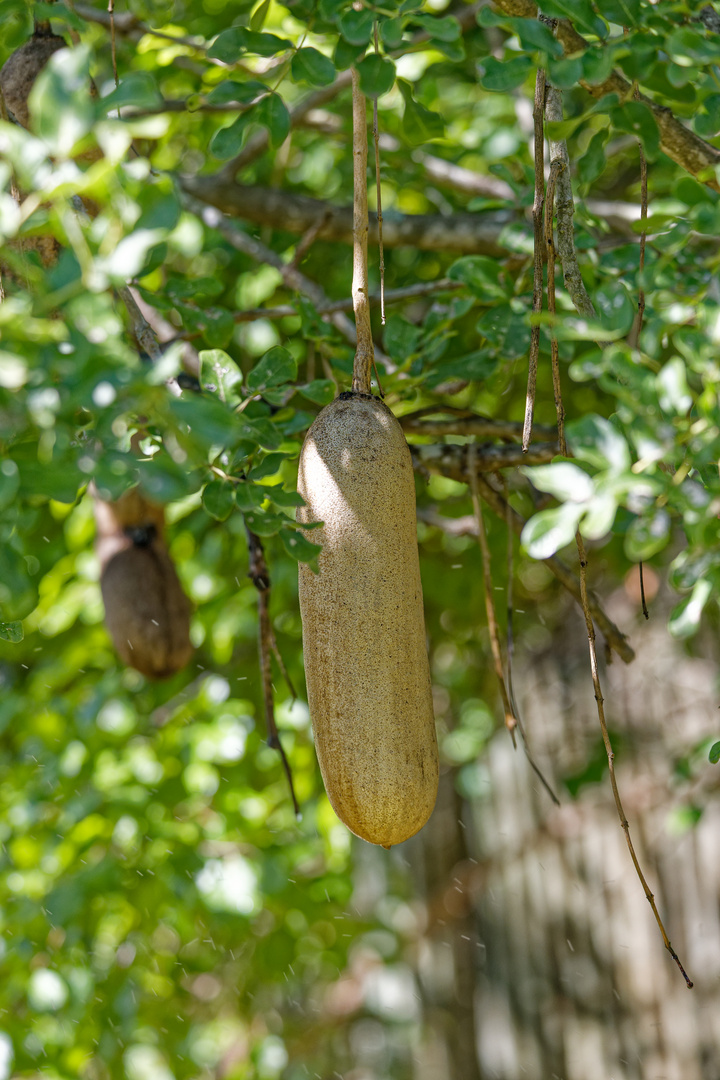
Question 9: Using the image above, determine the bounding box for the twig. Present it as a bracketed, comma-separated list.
[628, 83, 648, 350]
[372, 23, 386, 327]
[575, 533, 691, 986]
[639, 561, 649, 620]
[545, 158, 567, 457]
[468, 448, 517, 744]
[350, 67, 373, 396]
[224, 278, 463, 326]
[108, 0, 119, 117]
[523, 66, 546, 453]
[429, 466, 635, 664]
[246, 528, 300, 817]
[290, 209, 333, 270]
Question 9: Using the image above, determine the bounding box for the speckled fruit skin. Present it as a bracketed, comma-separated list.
[95, 489, 193, 680]
[297, 393, 438, 847]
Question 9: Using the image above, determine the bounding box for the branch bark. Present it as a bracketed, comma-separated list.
[493, 0, 720, 192]
[179, 176, 508, 256]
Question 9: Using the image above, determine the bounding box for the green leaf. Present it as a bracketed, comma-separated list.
[247, 453, 287, 481]
[539, 0, 607, 38]
[357, 55, 396, 97]
[522, 502, 583, 559]
[256, 93, 290, 147]
[291, 47, 336, 87]
[513, 18, 564, 57]
[567, 415, 631, 472]
[580, 492, 618, 540]
[202, 308, 235, 350]
[137, 454, 201, 502]
[476, 305, 530, 360]
[380, 17, 405, 49]
[656, 357, 692, 415]
[209, 112, 253, 160]
[242, 509, 288, 536]
[200, 349, 243, 402]
[0, 548, 37, 622]
[411, 13, 461, 40]
[202, 479, 236, 520]
[170, 396, 239, 450]
[610, 102, 659, 158]
[246, 346, 297, 393]
[595, 0, 641, 25]
[383, 314, 422, 361]
[207, 80, 267, 105]
[103, 72, 162, 112]
[578, 128, 609, 186]
[250, 0, 271, 31]
[398, 80, 444, 143]
[479, 55, 533, 93]
[334, 36, 366, 69]
[269, 488, 305, 508]
[448, 256, 506, 301]
[337, 8, 375, 44]
[298, 380, 335, 405]
[522, 462, 594, 502]
[0, 621, 23, 644]
[235, 482, 265, 511]
[0, 459, 20, 511]
[28, 44, 96, 156]
[624, 507, 671, 560]
[425, 349, 498, 386]
[208, 27, 292, 62]
[280, 526, 322, 565]
[669, 578, 712, 638]
[709, 742, 720, 765]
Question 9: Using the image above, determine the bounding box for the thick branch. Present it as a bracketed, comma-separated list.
[411, 441, 557, 475]
[493, 0, 720, 192]
[413, 449, 635, 663]
[180, 176, 507, 256]
[401, 411, 556, 440]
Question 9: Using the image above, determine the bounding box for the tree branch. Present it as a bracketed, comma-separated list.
[229, 278, 463, 325]
[493, 0, 720, 192]
[411, 441, 557, 475]
[401, 411, 557, 440]
[179, 176, 508, 256]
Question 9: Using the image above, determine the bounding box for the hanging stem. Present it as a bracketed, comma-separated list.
[247, 529, 300, 817]
[523, 66, 546, 453]
[468, 448, 517, 745]
[545, 159, 566, 457]
[574, 533, 691, 987]
[351, 66, 374, 396]
[372, 22, 386, 327]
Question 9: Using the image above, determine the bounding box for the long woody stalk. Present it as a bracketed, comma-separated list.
[351, 67, 373, 395]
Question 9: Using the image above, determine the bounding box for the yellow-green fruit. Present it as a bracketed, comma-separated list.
[297, 393, 438, 847]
